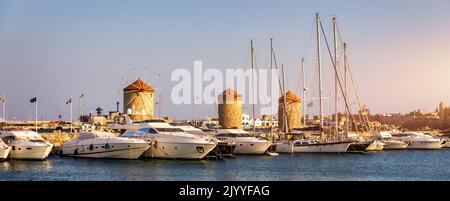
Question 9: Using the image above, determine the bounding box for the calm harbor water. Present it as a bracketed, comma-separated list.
[1, 149, 450, 181]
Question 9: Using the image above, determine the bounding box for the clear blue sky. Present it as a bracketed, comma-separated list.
[1, 0, 450, 120]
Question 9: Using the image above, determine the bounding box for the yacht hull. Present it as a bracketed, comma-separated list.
[381, 140, 409, 150]
[142, 142, 216, 159]
[277, 141, 351, 153]
[61, 143, 149, 159]
[8, 145, 53, 160]
[0, 146, 11, 161]
[232, 141, 272, 155]
[406, 141, 443, 149]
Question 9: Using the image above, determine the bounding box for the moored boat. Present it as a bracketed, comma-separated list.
[0, 130, 53, 160]
[122, 124, 217, 159]
[376, 131, 409, 150]
[60, 131, 150, 159]
[276, 138, 351, 153]
[392, 132, 443, 150]
[207, 129, 272, 155]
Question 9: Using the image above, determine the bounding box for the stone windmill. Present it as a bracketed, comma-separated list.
[278, 90, 302, 132]
[218, 87, 243, 129]
[123, 79, 155, 120]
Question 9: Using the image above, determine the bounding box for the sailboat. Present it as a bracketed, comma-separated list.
[276, 13, 352, 153]
[327, 16, 384, 152]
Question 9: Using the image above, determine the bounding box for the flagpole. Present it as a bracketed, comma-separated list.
[35, 99, 38, 133]
[70, 97, 73, 133]
[2, 94, 5, 128]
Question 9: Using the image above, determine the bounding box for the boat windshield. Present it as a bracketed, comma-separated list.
[1, 134, 44, 143]
[122, 131, 148, 137]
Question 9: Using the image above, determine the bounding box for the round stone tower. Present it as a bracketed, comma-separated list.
[278, 90, 302, 132]
[123, 79, 155, 120]
[439, 101, 447, 121]
[218, 87, 243, 129]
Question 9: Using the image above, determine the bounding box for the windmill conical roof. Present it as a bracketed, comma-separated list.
[123, 79, 155, 93]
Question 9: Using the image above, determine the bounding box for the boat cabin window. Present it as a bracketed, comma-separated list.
[216, 133, 252, 138]
[122, 131, 148, 137]
[138, 128, 158, 134]
[293, 142, 302, 146]
[1, 136, 17, 144]
[155, 128, 184, 133]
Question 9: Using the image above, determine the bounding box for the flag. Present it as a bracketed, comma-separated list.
[0, 97, 4, 103]
[29, 97, 37, 103]
[66, 98, 72, 104]
[307, 101, 313, 107]
[79, 94, 84, 98]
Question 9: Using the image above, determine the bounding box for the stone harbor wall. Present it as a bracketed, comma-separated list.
[40, 132, 78, 147]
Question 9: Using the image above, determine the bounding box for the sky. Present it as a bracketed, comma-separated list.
[0, 0, 450, 120]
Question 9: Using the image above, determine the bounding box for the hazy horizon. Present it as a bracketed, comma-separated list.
[1, 0, 450, 120]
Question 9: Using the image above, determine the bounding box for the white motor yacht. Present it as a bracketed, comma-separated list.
[206, 129, 272, 155]
[392, 132, 444, 149]
[60, 131, 150, 159]
[0, 130, 53, 160]
[0, 139, 11, 161]
[376, 131, 409, 150]
[122, 122, 217, 159]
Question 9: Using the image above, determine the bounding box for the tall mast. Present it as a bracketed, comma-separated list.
[333, 16, 338, 138]
[270, 38, 274, 134]
[251, 39, 256, 134]
[344, 42, 349, 133]
[281, 64, 289, 132]
[301, 57, 306, 126]
[316, 13, 324, 139]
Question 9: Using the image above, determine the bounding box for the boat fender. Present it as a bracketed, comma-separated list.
[105, 143, 110, 150]
[89, 144, 94, 151]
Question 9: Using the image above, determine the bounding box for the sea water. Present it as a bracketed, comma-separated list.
[1, 149, 450, 181]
